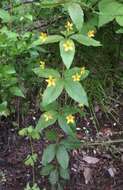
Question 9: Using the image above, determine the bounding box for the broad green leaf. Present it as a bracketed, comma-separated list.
[116, 28, 123, 33]
[71, 34, 101, 46]
[58, 115, 76, 137]
[0, 64, 16, 75]
[81, 15, 98, 34]
[36, 110, 57, 131]
[64, 67, 80, 79]
[116, 7, 123, 27]
[61, 137, 81, 150]
[61, 105, 80, 115]
[30, 39, 42, 48]
[64, 67, 89, 80]
[49, 169, 59, 185]
[0, 27, 18, 41]
[41, 164, 54, 176]
[98, 0, 121, 27]
[33, 68, 60, 78]
[59, 39, 75, 69]
[0, 101, 9, 117]
[56, 145, 69, 169]
[41, 101, 58, 112]
[0, 9, 11, 23]
[45, 129, 57, 141]
[42, 144, 56, 165]
[42, 79, 64, 106]
[116, 16, 123, 26]
[60, 167, 70, 180]
[68, 3, 84, 31]
[65, 80, 88, 106]
[10, 87, 25, 98]
[40, 35, 64, 44]
[41, 0, 66, 8]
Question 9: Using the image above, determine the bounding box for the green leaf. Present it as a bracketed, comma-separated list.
[10, 87, 25, 98]
[25, 154, 37, 166]
[45, 129, 57, 141]
[65, 80, 88, 106]
[41, 164, 54, 176]
[42, 79, 64, 106]
[49, 169, 59, 185]
[0, 101, 9, 117]
[30, 39, 43, 48]
[59, 39, 75, 69]
[64, 67, 80, 79]
[98, 0, 121, 27]
[116, 17, 123, 26]
[116, 28, 123, 33]
[41, 35, 64, 44]
[41, 101, 58, 112]
[64, 67, 89, 80]
[42, 144, 56, 165]
[61, 105, 80, 115]
[68, 3, 84, 31]
[36, 111, 57, 131]
[33, 68, 60, 78]
[0, 64, 16, 75]
[61, 137, 81, 150]
[71, 34, 101, 47]
[116, 7, 123, 26]
[56, 145, 69, 169]
[60, 167, 70, 180]
[0, 27, 18, 41]
[58, 115, 76, 137]
[0, 9, 11, 23]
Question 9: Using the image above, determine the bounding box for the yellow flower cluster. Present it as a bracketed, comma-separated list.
[63, 40, 74, 52]
[45, 76, 56, 87]
[65, 21, 73, 32]
[72, 67, 86, 82]
[66, 114, 75, 124]
[87, 30, 95, 38]
[44, 113, 53, 122]
[40, 61, 45, 69]
[80, 67, 85, 75]
[72, 73, 81, 82]
[40, 32, 48, 42]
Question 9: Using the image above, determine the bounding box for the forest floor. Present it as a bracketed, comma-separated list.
[0, 95, 123, 190]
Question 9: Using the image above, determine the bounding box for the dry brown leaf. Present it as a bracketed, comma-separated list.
[83, 156, 99, 164]
[108, 167, 116, 178]
[83, 167, 92, 184]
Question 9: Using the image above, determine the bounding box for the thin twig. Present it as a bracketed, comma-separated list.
[81, 139, 123, 147]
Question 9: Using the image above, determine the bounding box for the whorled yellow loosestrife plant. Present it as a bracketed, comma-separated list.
[32, 1, 101, 188]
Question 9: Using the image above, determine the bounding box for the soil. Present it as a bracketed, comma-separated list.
[0, 97, 123, 190]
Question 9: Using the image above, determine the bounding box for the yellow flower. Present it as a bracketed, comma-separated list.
[40, 32, 48, 42]
[80, 67, 85, 75]
[72, 73, 81, 82]
[40, 61, 45, 69]
[65, 21, 73, 32]
[45, 76, 56, 87]
[66, 114, 75, 124]
[63, 40, 74, 52]
[44, 113, 53, 122]
[87, 30, 95, 38]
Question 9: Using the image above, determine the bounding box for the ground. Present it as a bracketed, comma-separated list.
[0, 96, 123, 190]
